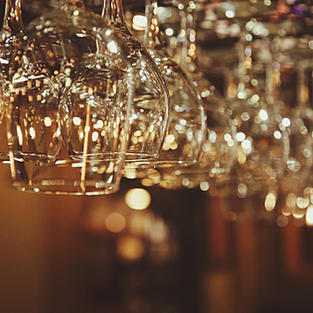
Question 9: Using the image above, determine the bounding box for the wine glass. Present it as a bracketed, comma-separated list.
[128, 0, 206, 183]
[101, 0, 170, 164]
[280, 106, 313, 201]
[243, 0, 313, 221]
[205, 0, 311, 222]
[6, 0, 139, 194]
[217, 2, 291, 200]
[267, 1, 313, 220]
[290, 64, 313, 221]
[213, 0, 311, 220]
[0, 0, 25, 162]
[157, 0, 237, 192]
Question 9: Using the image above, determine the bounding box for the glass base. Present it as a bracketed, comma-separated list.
[12, 179, 119, 195]
[10, 158, 123, 195]
[154, 159, 197, 167]
[69, 152, 159, 163]
[123, 159, 197, 180]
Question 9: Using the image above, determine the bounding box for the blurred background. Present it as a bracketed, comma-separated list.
[2, 157, 313, 313]
[1, 1, 313, 313]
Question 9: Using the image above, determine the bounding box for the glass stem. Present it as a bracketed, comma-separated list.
[101, 0, 125, 26]
[297, 61, 309, 108]
[263, 38, 275, 105]
[179, 1, 198, 74]
[235, 33, 270, 100]
[236, 39, 249, 97]
[2, 0, 24, 34]
[144, 0, 162, 49]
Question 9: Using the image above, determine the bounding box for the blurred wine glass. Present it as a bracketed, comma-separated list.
[145, 0, 206, 165]
[217, 1, 290, 200]
[150, 0, 237, 192]
[266, 1, 313, 220]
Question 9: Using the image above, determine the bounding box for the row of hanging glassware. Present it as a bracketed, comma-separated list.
[165, 0, 313, 221]
[171, 0, 313, 222]
[1, 0, 313, 210]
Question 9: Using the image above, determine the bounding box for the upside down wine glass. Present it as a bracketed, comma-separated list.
[207, 0, 291, 221]
[5, 0, 152, 194]
[267, 0, 313, 218]
[156, 0, 237, 192]
[103, 0, 206, 171]
[0, 0, 25, 162]
[126, 0, 206, 185]
[229, 0, 312, 218]
[286, 59, 313, 220]
[145, 0, 206, 163]
[222, 5, 290, 199]
[101, 0, 170, 164]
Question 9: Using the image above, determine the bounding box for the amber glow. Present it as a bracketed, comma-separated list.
[132, 15, 147, 31]
[117, 236, 145, 261]
[305, 205, 313, 226]
[105, 212, 126, 233]
[125, 188, 151, 210]
[264, 192, 276, 212]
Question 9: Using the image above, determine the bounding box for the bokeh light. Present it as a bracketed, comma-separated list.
[125, 188, 151, 210]
[117, 236, 145, 262]
[105, 212, 126, 233]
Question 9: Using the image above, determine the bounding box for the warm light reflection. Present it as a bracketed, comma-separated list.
[73, 116, 81, 126]
[132, 15, 147, 31]
[44, 116, 52, 127]
[293, 209, 305, 219]
[29, 127, 36, 139]
[286, 193, 296, 207]
[165, 28, 174, 36]
[305, 205, 313, 226]
[124, 167, 137, 179]
[129, 213, 151, 237]
[141, 178, 154, 187]
[117, 236, 145, 261]
[105, 212, 126, 233]
[264, 192, 276, 211]
[200, 181, 209, 192]
[16, 125, 23, 146]
[125, 188, 151, 210]
[237, 183, 248, 198]
[296, 196, 309, 209]
[149, 218, 169, 244]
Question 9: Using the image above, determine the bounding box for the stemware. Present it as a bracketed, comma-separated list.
[280, 104, 313, 216]
[123, 6, 204, 184]
[145, 0, 206, 166]
[290, 65, 313, 220]
[103, 0, 205, 170]
[210, 0, 312, 220]
[230, 47, 289, 197]
[125, 0, 208, 186]
[5, 0, 136, 194]
[216, 1, 290, 199]
[266, 1, 313, 218]
[156, 0, 237, 192]
[0, 0, 25, 162]
[241, 0, 313, 219]
[101, 0, 170, 163]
